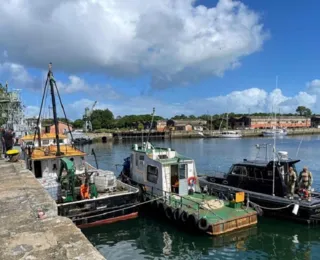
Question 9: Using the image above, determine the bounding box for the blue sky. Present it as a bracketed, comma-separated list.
[0, 0, 320, 119]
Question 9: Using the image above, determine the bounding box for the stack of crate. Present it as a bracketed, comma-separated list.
[38, 178, 62, 201]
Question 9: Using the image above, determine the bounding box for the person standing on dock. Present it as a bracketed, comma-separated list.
[299, 167, 313, 201]
[3, 129, 15, 157]
[0, 127, 5, 159]
[286, 167, 297, 199]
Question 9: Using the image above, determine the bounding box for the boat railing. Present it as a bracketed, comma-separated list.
[145, 184, 224, 220]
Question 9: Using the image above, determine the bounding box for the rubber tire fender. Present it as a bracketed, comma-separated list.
[165, 206, 174, 220]
[187, 213, 199, 230]
[198, 217, 210, 232]
[173, 208, 182, 222]
[151, 200, 159, 210]
[158, 201, 167, 216]
[180, 210, 188, 224]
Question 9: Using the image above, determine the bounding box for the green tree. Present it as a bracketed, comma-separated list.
[91, 109, 114, 129]
[296, 106, 312, 117]
[137, 122, 144, 130]
[73, 119, 83, 128]
[92, 119, 101, 130]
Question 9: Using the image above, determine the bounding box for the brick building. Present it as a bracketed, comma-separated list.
[229, 116, 311, 129]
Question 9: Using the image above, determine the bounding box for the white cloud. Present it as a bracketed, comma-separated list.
[306, 79, 320, 94]
[26, 81, 320, 120]
[0, 0, 268, 88]
[24, 105, 40, 118]
[0, 62, 39, 90]
[57, 75, 120, 99]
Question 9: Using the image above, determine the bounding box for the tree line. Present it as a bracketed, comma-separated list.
[46, 105, 313, 131]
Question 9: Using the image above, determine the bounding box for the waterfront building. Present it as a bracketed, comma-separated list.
[229, 116, 311, 129]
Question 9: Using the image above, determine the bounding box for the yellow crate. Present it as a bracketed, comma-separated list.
[235, 192, 245, 203]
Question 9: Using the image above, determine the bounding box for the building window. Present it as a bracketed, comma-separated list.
[147, 165, 158, 183]
[42, 140, 49, 145]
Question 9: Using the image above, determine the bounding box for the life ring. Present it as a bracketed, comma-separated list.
[198, 218, 209, 232]
[188, 176, 197, 186]
[165, 206, 174, 220]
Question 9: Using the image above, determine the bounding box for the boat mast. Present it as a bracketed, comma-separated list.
[48, 63, 61, 156]
[146, 107, 155, 144]
[272, 76, 278, 196]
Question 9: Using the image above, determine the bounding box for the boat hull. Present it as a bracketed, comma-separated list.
[262, 130, 287, 137]
[218, 134, 242, 138]
[199, 176, 320, 225]
[58, 189, 139, 228]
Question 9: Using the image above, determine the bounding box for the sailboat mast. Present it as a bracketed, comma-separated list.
[272, 75, 278, 196]
[48, 63, 61, 156]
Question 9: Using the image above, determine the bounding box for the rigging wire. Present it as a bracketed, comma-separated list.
[33, 74, 49, 146]
[53, 79, 74, 144]
[296, 136, 304, 157]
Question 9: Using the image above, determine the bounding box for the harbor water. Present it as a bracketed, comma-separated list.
[81, 135, 320, 260]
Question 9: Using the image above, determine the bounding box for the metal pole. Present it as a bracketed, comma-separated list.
[48, 63, 61, 156]
[272, 110, 276, 196]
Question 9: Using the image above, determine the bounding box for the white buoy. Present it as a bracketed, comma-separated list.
[292, 204, 299, 215]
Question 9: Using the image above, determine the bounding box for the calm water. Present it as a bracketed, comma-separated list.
[81, 136, 320, 260]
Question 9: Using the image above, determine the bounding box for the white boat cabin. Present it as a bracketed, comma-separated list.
[26, 145, 86, 179]
[129, 142, 198, 196]
[21, 133, 69, 147]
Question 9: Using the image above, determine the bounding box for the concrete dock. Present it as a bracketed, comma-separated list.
[0, 160, 105, 260]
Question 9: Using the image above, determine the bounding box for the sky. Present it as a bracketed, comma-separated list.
[0, 0, 320, 120]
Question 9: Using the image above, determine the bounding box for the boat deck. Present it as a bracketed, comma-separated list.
[150, 192, 257, 236]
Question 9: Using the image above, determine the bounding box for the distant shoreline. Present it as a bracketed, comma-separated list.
[84, 128, 320, 142]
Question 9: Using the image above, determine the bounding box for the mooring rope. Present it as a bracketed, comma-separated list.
[249, 201, 296, 211]
[73, 195, 165, 222]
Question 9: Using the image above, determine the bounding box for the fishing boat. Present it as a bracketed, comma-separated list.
[262, 127, 287, 137]
[119, 139, 258, 236]
[23, 63, 139, 228]
[219, 130, 242, 138]
[198, 144, 320, 225]
[218, 114, 242, 138]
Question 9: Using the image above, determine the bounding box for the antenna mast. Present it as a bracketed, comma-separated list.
[146, 107, 155, 143]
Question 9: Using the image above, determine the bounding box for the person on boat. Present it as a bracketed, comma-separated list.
[286, 167, 297, 199]
[299, 167, 313, 201]
[80, 179, 90, 200]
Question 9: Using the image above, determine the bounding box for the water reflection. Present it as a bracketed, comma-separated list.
[83, 216, 258, 260]
[80, 136, 320, 259]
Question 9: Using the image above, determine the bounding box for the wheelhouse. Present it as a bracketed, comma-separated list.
[128, 142, 198, 196]
[225, 157, 300, 196]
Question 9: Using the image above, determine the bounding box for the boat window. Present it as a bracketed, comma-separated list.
[254, 168, 264, 180]
[231, 166, 247, 176]
[138, 155, 144, 169]
[178, 164, 187, 179]
[147, 165, 158, 184]
[42, 140, 49, 145]
[247, 166, 255, 178]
